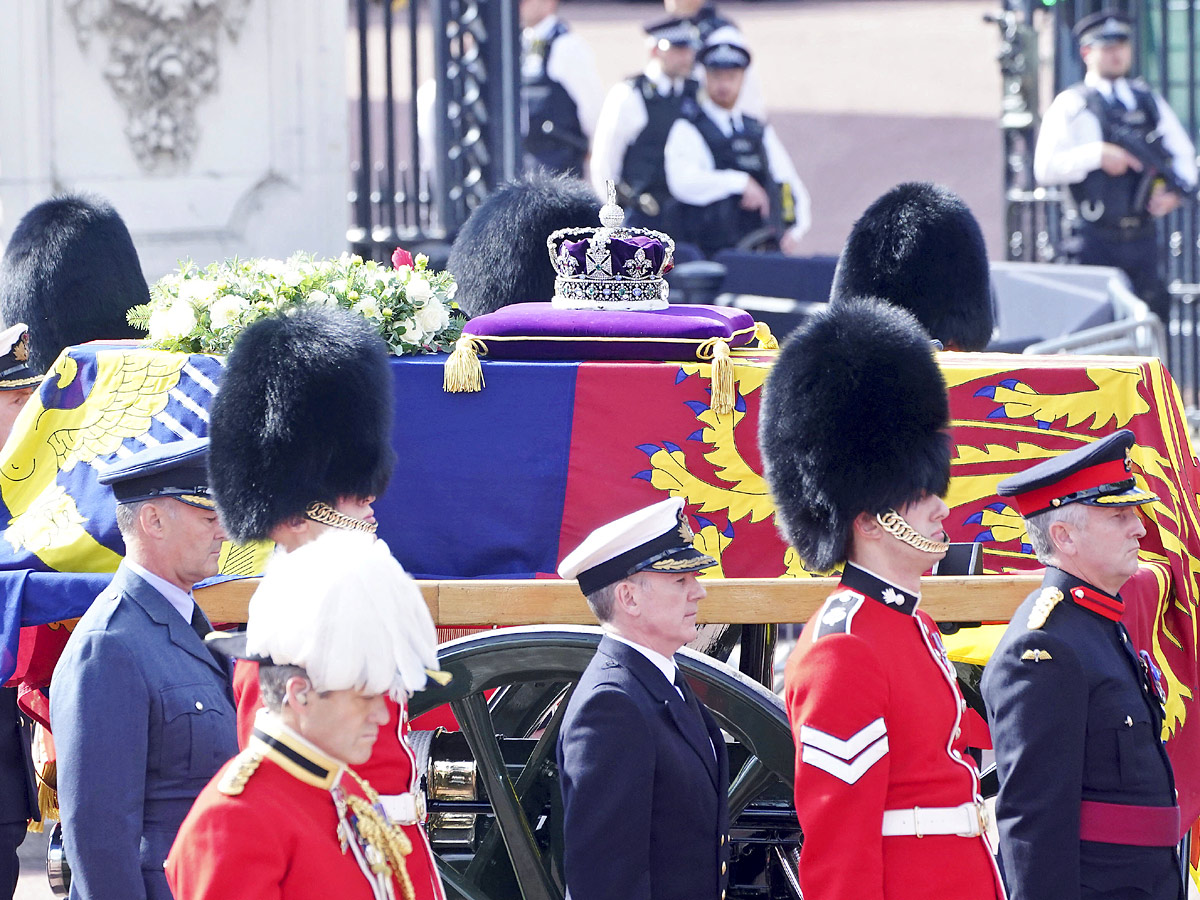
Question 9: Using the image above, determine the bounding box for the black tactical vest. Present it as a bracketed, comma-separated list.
[673, 108, 775, 256]
[620, 76, 699, 224]
[522, 22, 587, 176]
[1069, 81, 1160, 231]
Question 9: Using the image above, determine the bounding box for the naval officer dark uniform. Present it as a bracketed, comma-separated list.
[981, 430, 1183, 900]
[556, 498, 730, 900]
[50, 439, 237, 900]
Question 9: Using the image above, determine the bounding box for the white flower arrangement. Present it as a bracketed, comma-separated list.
[128, 251, 462, 356]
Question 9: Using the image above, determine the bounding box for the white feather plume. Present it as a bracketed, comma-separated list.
[245, 530, 439, 698]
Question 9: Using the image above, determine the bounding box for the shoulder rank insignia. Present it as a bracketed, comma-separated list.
[1027, 587, 1063, 630]
[814, 590, 865, 640]
[1020, 649, 1052, 662]
[218, 750, 263, 796]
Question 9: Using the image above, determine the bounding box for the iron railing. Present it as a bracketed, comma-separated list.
[347, 0, 522, 264]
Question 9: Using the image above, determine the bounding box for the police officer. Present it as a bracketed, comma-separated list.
[1034, 10, 1197, 324]
[982, 430, 1184, 900]
[663, 35, 809, 258]
[520, 0, 603, 177]
[662, 0, 765, 119]
[760, 300, 1004, 900]
[50, 438, 238, 900]
[590, 18, 701, 232]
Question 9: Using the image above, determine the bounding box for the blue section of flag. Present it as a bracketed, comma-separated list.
[373, 357, 578, 579]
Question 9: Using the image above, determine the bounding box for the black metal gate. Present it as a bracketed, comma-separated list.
[347, 0, 522, 265]
[997, 0, 1200, 401]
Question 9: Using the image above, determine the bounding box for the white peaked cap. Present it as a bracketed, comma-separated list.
[245, 529, 440, 698]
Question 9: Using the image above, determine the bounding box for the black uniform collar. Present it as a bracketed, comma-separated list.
[248, 711, 344, 790]
[1043, 566, 1125, 622]
[839, 563, 920, 616]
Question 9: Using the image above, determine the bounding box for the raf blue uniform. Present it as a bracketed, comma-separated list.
[50, 440, 238, 900]
[558, 635, 730, 900]
[981, 430, 1183, 900]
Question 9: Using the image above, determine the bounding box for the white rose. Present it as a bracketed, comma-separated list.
[396, 318, 422, 344]
[306, 290, 332, 306]
[178, 278, 218, 305]
[209, 295, 245, 330]
[147, 301, 197, 341]
[406, 277, 433, 303]
[355, 297, 382, 320]
[415, 299, 449, 334]
[258, 259, 286, 279]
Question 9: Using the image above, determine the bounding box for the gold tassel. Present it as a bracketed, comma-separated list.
[754, 321, 779, 350]
[30, 760, 57, 833]
[698, 337, 735, 415]
[443, 336, 486, 393]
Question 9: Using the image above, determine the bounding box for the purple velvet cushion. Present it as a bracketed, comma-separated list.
[462, 303, 757, 361]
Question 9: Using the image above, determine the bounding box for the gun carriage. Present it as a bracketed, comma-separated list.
[4, 344, 1198, 899]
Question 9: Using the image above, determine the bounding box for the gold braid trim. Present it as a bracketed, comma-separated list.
[875, 510, 950, 555]
[344, 768, 415, 900]
[304, 502, 378, 535]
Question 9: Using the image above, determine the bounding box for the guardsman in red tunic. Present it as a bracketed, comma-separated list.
[207, 306, 444, 899]
[759, 299, 1006, 900]
[166, 529, 448, 900]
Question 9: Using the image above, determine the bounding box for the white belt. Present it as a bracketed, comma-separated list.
[379, 791, 426, 826]
[881, 801, 987, 838]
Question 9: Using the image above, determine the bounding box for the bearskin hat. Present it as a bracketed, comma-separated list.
[830, 182, 994, 352]
[0, 194, 147, 373]
[209, 305, 395, 543]
[447, 171, 600, 318]
[758, 299, 951, 571]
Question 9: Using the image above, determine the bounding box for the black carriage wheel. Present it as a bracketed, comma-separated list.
[409, 626, 798, 900]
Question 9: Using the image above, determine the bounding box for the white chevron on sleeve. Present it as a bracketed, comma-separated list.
[799, 717, 886, 760]
[801, 736, 889, 785]
[799, 718, 889, 785]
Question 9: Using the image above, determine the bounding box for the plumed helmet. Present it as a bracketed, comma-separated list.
[209, 305, 395, 543]
[0, 194, 147, 373]
[245, 530, 440, 697]
[830, 182, 994, 352]
[758, 299, 951, 571]
[447, 172, 600, 318]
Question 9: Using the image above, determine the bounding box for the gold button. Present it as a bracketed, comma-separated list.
[195, 701, 204, 711]
[721, 862, 727, 875]
[720, 834, 726, 846]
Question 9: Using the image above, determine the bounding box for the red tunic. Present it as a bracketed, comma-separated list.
[784, 564, 1005, 900]
[231, 663, 443, 900]
[167, 715, 445, 900]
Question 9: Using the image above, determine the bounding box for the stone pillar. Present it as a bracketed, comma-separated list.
[0, 0, 347, 279]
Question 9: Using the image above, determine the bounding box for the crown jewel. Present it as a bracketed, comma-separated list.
[547, 182, 675, 310]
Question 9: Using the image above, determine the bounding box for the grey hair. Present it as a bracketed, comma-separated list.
[114, 498, 154, 538]
[584, 571, 651, 623]
[1024, 503, 1089, 564]
[258, 664, 310, 712]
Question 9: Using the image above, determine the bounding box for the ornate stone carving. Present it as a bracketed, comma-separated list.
[65, 0, 252, 172]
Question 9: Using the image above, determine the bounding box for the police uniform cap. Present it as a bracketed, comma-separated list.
[98, 437, 215, 510]
[0, 323, 42, 391]
[698, 40, 751, 70]
[1073, 10, 1133, 45]
[997, 429, 1156, 518]
[645, 17, 700, 50]
[558, 498, 716, 595]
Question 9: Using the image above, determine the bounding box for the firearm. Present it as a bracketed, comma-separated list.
[1108, 122, 1198, 207]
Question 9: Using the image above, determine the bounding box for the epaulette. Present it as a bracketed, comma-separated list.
[218, 749, 263, 796]
[1026, 586, 1063, 631]
[813, 590, 865, 640]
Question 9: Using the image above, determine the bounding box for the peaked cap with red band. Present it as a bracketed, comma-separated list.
[997, 429, 1157, 518]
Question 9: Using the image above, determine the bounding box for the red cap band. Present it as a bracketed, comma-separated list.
[1013, 458, 1131, 518]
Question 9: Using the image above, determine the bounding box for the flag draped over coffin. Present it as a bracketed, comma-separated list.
[3, 345, 1200, 835]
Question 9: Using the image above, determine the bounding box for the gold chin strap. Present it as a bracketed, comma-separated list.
[876, 510, 950, 555]
[305, 501, 378, 535]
